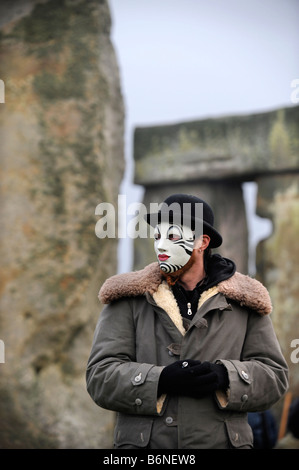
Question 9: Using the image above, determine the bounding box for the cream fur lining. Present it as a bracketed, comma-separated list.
[153, 281, 185, 336]
[153, 281, 219, 336]
[156, 393, 167, 414]
[197, 286, 219, 310]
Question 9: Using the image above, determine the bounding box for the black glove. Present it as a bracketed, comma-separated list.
[158, 360, 201, 396]
[158, 360, 229, 398]
[200, 361, 229, 392]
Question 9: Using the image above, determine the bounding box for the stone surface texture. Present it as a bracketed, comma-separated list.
[0, 0, 124, 448]
[134, 106, 299, 185]
[256, 174, 299, 396]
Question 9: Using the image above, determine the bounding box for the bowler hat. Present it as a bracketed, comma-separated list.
[145, 193, 222, 248]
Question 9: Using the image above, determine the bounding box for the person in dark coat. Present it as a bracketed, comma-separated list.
[86, 194, 289, 449]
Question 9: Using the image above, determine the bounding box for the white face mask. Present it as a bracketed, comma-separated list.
[154, 222, 195, 273]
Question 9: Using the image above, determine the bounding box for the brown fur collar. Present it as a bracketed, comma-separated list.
[99, 262, 272, 316]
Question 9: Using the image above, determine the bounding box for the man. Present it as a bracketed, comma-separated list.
[86, 194, 288, 449]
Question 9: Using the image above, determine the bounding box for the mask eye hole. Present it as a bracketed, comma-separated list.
[154, 227, 161, 240]
[167, 225, 182, 241]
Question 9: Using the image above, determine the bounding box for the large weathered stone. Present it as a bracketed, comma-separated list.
[0, 0, 124, 448]
[256, 174, 299, 395]
[134, 106, 299, 185]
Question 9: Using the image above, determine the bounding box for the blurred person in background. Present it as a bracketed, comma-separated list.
[288, 398, 299, 439]
[86, 194, 288, 449]
[248, 410, 278, 448]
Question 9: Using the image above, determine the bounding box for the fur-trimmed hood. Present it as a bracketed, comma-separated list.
[99, 262, 272, 316]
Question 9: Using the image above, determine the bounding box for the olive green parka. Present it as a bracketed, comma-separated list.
[86, 262, 288, 449]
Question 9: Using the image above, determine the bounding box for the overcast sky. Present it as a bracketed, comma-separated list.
[107, 0, 299, 272]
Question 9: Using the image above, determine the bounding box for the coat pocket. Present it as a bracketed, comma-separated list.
[114, 413, 154, 449]
[225, 418, 254, 449]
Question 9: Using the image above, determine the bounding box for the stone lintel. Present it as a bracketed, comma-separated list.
[134, 106, 299, 186]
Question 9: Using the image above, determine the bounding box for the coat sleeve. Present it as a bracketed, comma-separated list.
[86, 298, 165, 416]
[216, 311, 289, 412]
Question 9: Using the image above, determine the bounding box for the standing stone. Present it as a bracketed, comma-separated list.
[0, 0, 124, 448]
[256, 174, 299, 395]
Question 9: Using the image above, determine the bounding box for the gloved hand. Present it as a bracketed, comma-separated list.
[158, 360, 229, 398]
[157, 360, 201, 396]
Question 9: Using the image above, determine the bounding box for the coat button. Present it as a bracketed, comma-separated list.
[241, 370, 249, 380]
[135, 398, 142, 406]
[165, 416, 173, 425]
[168, 350, 174, 356]
[241, 394, 248, 402]
[134, 373, 142, 383]
[182, 361, 188, 368]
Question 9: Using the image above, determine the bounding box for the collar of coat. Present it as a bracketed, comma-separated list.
[99, 262, 272, 320]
